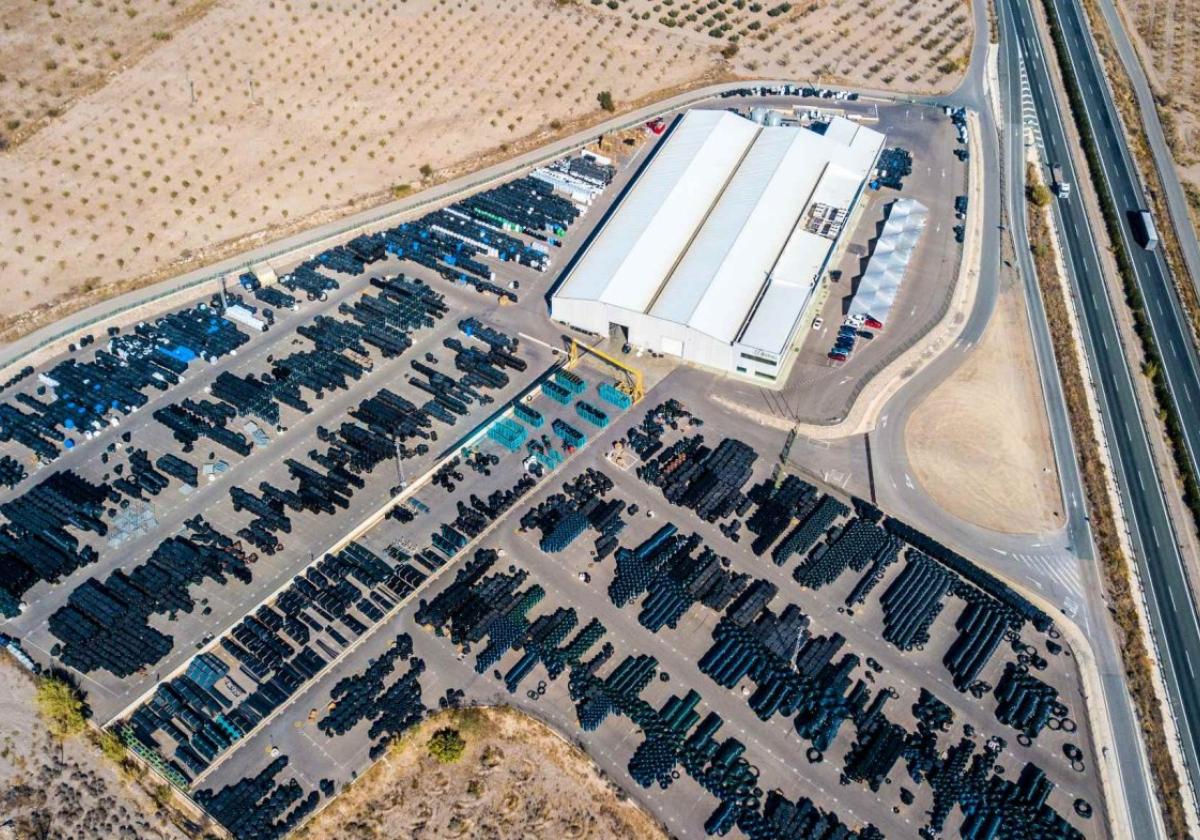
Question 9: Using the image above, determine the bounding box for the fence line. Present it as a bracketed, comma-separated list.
[0, 79, 932, 380]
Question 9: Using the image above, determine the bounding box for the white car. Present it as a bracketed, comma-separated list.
[811, 316, 824, 331]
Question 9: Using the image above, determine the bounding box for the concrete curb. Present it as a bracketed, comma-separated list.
[0, 79, 941, 385]
[713, 107, 985, 441]
[1034, 160, 1179, 839]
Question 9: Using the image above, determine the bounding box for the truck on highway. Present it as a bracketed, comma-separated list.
[1131, 208, 1159, 251]
[1051, 165, 1070, 199]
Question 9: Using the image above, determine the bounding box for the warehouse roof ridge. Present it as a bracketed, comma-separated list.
[552, 109, 885, 379]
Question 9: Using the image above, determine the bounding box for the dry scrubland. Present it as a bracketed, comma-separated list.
[905, 273, 1062, 535]
[1120, 0, 1200, 220]
[1, 0, 969, 342]
[0, 657, 189, 840]
[296, 705, 666, 840]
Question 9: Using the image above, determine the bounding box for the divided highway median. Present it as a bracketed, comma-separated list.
[1026, 161, 1190, 840]
[1039, 0, 1200, 550]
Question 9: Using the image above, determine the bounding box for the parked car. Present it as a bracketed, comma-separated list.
[811, 316, 823, 330]
[828, 351, 847, 362]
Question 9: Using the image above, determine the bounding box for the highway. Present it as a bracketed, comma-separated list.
[1090, 0, 1200, 301]
[1007, 0, 1200, 820]
[0, 4, 1166, 828]
[1047, 0, 1200, 499]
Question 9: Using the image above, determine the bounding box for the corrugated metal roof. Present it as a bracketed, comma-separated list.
[735, 228, 829, 354]
[553, 110, 759, 313]
[650, 128, 827, 342]
[553, 110, 886, 363]
[737, 121, 886, 355]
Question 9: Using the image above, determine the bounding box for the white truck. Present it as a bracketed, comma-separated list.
[1051, 165, 1071, 199]
[1132, 208, 1159, 251]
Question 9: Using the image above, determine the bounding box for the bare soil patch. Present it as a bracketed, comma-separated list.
[2, 0, 969, 344]
[905, 274, 1062, 534]
[0, 656, 189, 840]
[0, 0, 214, 150]
[295, 705, 666, 840]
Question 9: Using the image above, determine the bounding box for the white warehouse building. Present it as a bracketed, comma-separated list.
[550, 109, 885, 382]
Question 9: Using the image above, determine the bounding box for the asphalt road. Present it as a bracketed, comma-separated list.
[1048, 0, 1200, 485]
[0, 13, 1154, 829]
[854, 0, 1163, 831]
[1088, 0, 1200, 301]
[0, 79, 930, 377]
[1008, 0, 1200, 821]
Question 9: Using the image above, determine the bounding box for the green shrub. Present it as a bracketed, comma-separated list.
[36, 676, 86, 739]
[428, 727, 466, 763]
[1026, 181, 1052, 207]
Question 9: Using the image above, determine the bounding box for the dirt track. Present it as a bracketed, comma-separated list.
[1, 0, 970, 343]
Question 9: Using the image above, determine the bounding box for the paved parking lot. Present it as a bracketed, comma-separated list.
[0, 93, 1101, 839]
[0, 137, 652, 724]
[198, 379, 1105, 838]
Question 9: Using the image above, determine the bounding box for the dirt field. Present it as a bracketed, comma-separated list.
[1, 0, 970, 343]
[1117, 0, 1200, 217]
[904, 274, 1063, 534]
[0, 655, 189, 840]
[295, 705, 666, 840]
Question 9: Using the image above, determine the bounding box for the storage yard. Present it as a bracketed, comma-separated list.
[288, 706, 668, 840]
[0, 0, 972, 345]
[0, 147, 630, 723]
[189, 396, 1104, 840]
[0, 87, 1090, 840]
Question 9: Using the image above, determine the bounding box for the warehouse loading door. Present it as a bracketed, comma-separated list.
[661, 337, 683, 356]
[608, 322, 629, 343]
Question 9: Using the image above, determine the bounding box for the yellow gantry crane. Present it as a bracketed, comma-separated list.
[566, 337, 645, 404]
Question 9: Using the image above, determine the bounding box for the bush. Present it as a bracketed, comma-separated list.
[1026, 181, 1052, 207]
[597, 90, 615, 112]
[151, 783, 173, 810]
[96, 729, 126, 763]
[36, 676, 86, 739]
[428, 727, 466, 763]
[418, 163, 433, 178]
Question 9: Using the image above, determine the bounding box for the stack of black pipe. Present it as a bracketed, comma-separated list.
[879, 551, 955, 650]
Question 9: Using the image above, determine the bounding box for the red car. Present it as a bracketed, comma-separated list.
[828, 351, 847, 362]
[865, 317, 883, 330]
[646, 118, 666, 135]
